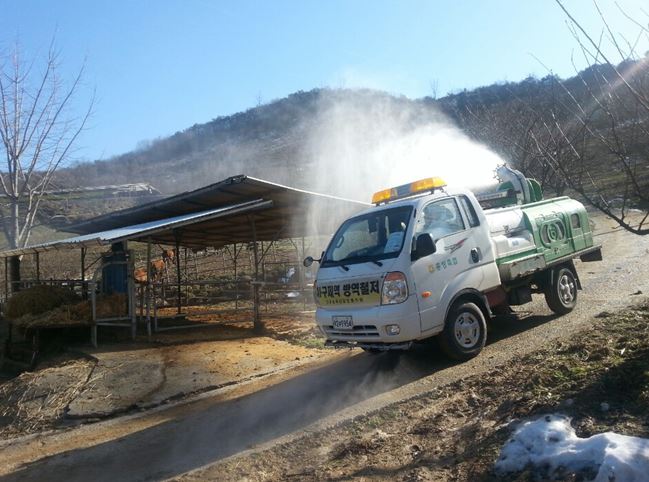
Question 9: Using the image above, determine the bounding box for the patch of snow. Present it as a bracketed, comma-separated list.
[495, 414, 649, 481]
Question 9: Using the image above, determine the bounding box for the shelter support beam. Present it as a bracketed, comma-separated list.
[184, 248, 189, 304]
[174, 230, 182, 315]
[301, 237, 306, 309]
[228, 243, 244, 310]
[91, 281, 97, 347]
[4, 257, 7, 302]
[250, 215, 264, 333]
[81, 248, 87, 299]
[233, 244, 238, 309]
[127, 244, 137, 340]
[146, 238, 152, 339]
[9, 256, 20, 294]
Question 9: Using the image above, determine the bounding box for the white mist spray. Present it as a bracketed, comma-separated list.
[299, 90, 504, 247]
[303, 90, 503, 202]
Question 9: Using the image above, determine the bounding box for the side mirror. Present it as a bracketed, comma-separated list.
[304, 251, 324, 267]
[412, 233, 436, 261]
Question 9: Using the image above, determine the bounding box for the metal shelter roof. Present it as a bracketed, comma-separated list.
[0, 175, 368, 257]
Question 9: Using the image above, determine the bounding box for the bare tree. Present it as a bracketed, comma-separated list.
[452, 1, 649, 235]
[450, 76, 577, 197]
[539, 0, 649, 234]
[0, 40, 93, 288]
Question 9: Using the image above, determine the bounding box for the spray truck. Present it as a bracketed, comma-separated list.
[304, 166, 602, 360]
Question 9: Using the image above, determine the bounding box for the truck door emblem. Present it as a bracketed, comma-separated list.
[445, 238, 468, 254]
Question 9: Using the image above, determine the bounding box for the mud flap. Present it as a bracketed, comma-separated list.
[548, 260, 582, 291]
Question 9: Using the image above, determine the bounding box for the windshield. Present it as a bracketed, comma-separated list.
[322, 206, 413, 267]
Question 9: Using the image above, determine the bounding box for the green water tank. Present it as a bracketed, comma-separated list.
[521, 197, 594, 264]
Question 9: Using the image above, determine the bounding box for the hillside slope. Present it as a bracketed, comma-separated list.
[51, 58, 648, 226]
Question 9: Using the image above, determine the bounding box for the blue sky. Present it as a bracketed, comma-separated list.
[2, 0, 648, 162]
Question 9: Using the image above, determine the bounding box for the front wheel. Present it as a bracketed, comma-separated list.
[438, 301, 487, 361]
[545, 267, 577, 315]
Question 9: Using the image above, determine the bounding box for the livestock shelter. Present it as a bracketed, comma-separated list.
[0, 175, 367, 352]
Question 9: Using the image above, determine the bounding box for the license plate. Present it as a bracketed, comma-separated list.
[332, 316, 353, 330]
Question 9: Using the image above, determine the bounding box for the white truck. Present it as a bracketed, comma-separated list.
[304, 167, 602, 360]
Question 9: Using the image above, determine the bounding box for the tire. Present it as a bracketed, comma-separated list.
[544, 267, 577, 315]
[438, 301, 487, 361]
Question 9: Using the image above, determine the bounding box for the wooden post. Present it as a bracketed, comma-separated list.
[153, 283, 159, 332]
[233, 243, 238, 310]
[81, 248, 87, 300]
[4, 257, 8, 302]
[9, 256, 20, 294]
[91, 281, 97, 347]
[250, 216, 263, 333]
[35, 252, 40, 283]
[184, 247, 188, 304]
[174, 231, 182, 315]
[260, 241, 265, 281]
[146, 238, 152, 339]
[300, 236, 306, 310]
[128, 247, 137, 340]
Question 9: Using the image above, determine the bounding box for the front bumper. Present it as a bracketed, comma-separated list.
[316, 295, 422, 344]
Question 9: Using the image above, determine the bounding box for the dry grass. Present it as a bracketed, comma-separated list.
[0, 356, 95, 437]
[11, 293, 128, 329]
[204, 302, 649, 481]
[5, 285, 80, 320]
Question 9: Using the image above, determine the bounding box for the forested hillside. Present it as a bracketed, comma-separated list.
[58, 89, 443, 194]
[54, 57, 648, 231]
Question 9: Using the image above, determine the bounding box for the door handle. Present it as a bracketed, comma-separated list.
[470, 248, 480, 263]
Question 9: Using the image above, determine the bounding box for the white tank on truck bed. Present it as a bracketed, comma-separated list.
[484, 205, 536, 260]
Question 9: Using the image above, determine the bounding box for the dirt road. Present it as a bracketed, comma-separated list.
[2, 218, 649, 481]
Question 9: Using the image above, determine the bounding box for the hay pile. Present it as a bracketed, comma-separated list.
[0, 356, 95, 437]
[95, 293, 129, 319]
[6, 286, 129, 328]
[5, 285, 80, 320]
[12, 301, 92, 328]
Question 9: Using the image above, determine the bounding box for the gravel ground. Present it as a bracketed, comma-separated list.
[183, 302, 649, 481]
[1, 214, 649, 481]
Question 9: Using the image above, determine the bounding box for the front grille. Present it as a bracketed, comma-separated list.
[323, 324, 380, 338]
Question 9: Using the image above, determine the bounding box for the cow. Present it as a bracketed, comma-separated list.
[134, 258, 167, 284]
[161, 249, 176, 265]
[150, 259, 166, 280]
[134, 267, 148, 283]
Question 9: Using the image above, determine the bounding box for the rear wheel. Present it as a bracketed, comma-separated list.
[544, 267, 577, 315]
[438, 301, 487, 361]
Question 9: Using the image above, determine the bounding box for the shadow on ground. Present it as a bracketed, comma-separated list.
[2, 311, 555, 482]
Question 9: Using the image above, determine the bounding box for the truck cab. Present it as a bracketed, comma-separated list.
[310, 177, 501, 359]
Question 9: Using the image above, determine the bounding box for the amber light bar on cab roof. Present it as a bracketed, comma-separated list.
[371, 177, 447, 205]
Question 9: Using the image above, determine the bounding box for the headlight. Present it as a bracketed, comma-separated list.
[381, 272, 408, 304]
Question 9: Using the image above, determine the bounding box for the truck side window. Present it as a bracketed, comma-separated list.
[416, 198, 465, 239]
[459, 195, 480, 228]
[571, 213, 581, 229]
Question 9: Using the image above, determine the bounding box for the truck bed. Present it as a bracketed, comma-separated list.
[498, 244, 602, 282]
